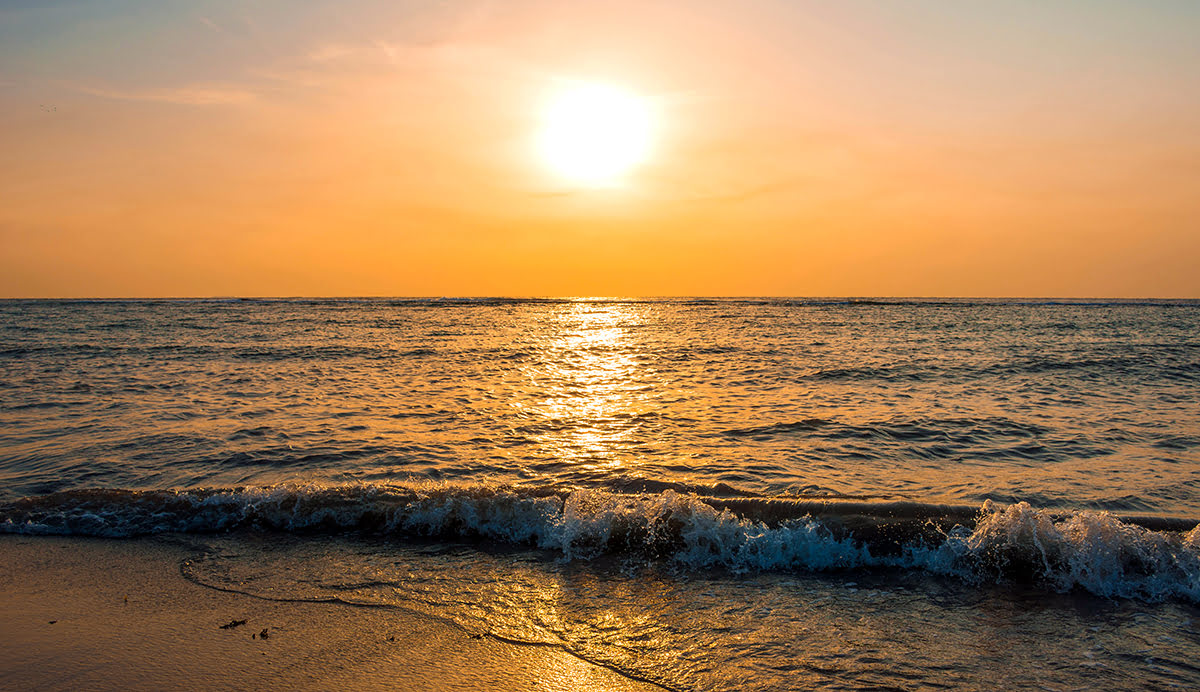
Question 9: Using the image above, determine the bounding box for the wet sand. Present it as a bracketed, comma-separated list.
[0, 536, 659, 691]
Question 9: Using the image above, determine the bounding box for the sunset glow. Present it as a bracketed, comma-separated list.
[0, 1, 1197, 297]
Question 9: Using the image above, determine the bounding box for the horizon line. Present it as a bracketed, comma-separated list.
[3, 295, 1198, 302]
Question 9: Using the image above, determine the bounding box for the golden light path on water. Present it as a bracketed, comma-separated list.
[515, 301, 658, 478]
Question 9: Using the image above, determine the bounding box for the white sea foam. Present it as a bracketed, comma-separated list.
[3, 484, 1198, 602]
[908, 500, 1200, 601]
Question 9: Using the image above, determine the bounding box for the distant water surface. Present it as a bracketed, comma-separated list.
[3, 298, 1199, 690]
[2, 297, 1198, 511]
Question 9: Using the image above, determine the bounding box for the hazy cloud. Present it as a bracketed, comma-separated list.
[74, 83, 256, 106]
[197, 16, 223, 34]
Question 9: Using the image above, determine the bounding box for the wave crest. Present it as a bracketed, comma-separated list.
[3, 484, 1198, 602]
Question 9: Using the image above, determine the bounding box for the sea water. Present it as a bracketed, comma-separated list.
[2, 298, 1199, 689]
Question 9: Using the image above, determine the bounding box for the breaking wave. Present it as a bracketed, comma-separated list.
[3, 483, 1199, 602]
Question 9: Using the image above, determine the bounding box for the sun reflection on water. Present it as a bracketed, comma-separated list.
[520, 301, 652, 476]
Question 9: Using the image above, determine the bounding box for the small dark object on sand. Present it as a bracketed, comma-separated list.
[219, 619, 247, 630]
[388, 636, 395, 642]
[259, 628, 269, 639]
[468, 633, 483, 639]
[48, 620, 57, 625]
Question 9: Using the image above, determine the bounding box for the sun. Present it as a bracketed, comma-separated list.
[537, 82, 653, 187]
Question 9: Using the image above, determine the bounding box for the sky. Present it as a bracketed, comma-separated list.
[2, 0, 1198, 298]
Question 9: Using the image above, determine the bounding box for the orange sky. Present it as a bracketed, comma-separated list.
[2, 0, 1198, 297]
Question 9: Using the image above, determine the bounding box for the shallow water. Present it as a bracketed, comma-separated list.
[2, 298, 1199, 689]
[174, 532, 1200, 691]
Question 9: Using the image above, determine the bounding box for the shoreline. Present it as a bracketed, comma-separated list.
[0, 535, 660, 691]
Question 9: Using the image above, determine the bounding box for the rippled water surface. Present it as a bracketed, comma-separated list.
[3, 298, 1200, 690]
[2, 298, 1198, 511]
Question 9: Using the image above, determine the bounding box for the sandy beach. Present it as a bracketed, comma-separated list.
[0, 535, 659, 691]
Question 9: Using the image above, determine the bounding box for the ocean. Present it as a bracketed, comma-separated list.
[2, 297, 1199, 689]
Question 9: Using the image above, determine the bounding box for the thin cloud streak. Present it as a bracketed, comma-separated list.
[73, 83, 256, 106]
[197, 16, 223, 34]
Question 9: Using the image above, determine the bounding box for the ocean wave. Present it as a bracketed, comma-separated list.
[717, 417, 1081, 452]
[3, 483, 1198, 602]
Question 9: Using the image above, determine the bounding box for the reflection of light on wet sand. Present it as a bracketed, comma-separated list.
[0, 536, 658, 692]
[377, 621, 653, 692]
[513, 644, 652, 692]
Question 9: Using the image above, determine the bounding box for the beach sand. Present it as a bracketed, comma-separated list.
[0, 536, 659, 691]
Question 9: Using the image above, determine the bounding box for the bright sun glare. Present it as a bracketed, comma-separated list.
[538, 83, 653, 187]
